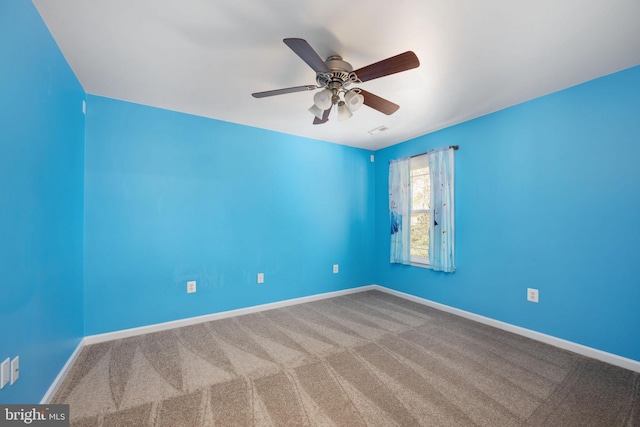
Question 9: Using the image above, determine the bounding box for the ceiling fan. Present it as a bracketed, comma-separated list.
[252, 38, 420, 125]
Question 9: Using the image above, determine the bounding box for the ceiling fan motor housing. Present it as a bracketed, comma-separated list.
[316, 55, 357, 92]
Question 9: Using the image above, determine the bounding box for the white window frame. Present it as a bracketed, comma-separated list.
[410, 154, 430, 266]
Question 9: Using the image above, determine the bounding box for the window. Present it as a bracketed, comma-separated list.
[410, 154, 429, 265]
[389, 147, 455, 271]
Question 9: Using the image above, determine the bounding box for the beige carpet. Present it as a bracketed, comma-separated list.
[52, 290, 640, 426]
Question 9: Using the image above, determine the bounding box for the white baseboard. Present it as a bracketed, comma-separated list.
[47, 283, 640, 400]
[41, 337, 85, 404]
[373, 285, 640, 374]
[83, 285, 377, 345]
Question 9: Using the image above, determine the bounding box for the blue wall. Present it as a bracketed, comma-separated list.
[0, 0, 85, 403]
[374, 65, 640, 362]
[83, 96, 375, 335]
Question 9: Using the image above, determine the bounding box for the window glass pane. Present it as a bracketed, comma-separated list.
[411, 169, 430, 211]
[410, 154, 430, 263]
[410, 211, 430, 258]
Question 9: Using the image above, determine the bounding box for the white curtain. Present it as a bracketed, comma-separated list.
[389, 158, 411, 264]
[428, 147, 455, 272]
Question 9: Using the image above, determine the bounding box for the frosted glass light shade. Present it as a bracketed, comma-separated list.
[308, 104, 325, 119]
[337, 101, 353, 121]
[344, 90, 364, 112]
[313, 89, 333, 110]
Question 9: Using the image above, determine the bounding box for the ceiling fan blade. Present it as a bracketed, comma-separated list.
[252, 85, 317, 98]
[313, 107, 331, 125]
[359, 89, 400, 115]
[283, 38, 330, 74]
[354, 51, 419, 82]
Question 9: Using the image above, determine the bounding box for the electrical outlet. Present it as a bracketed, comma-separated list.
[333, 264, 339, 274]
[10, 356, 19, 385]
[187, 281, 196, 293]
[527, 288, 539, 303]
[0, 358, 9, 389]
[257, 273, 264, 284]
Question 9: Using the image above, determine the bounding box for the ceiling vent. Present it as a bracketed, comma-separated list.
[368, 125, 389, 135]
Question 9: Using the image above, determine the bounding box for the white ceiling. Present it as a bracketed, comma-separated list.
[33, 0, 640, 151]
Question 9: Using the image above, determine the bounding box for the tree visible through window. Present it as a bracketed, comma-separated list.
[410, 155, 429, 264]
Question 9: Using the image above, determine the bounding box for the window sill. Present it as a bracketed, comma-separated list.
[410, 262, 431, 269]
[410, 255, 429, 268]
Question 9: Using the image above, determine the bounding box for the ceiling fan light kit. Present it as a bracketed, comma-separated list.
[344, 90, 364, 112]
[252, 38, 419, 125]
[337, 101, 353, 121]
[308, 104, 325, 120]
[313, 89, 333, 110]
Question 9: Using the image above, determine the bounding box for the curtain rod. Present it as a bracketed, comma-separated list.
[410, 145, 459, 158]
[388, 146, 459, 164]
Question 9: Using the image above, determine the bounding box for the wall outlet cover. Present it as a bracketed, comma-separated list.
[10, 356, 19, 385]
[527, 288, 539, 303]
[187, 281, 196, 293]
[333, 264, 339, 274]
[0, 358, 9, 389]
[257, 273, 264, 284]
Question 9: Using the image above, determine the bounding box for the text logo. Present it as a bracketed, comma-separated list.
[0, 405, 69, 426]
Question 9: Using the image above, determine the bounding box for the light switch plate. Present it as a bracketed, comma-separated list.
[10, 356, 19, 385]
[0, 358, 9, 389]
